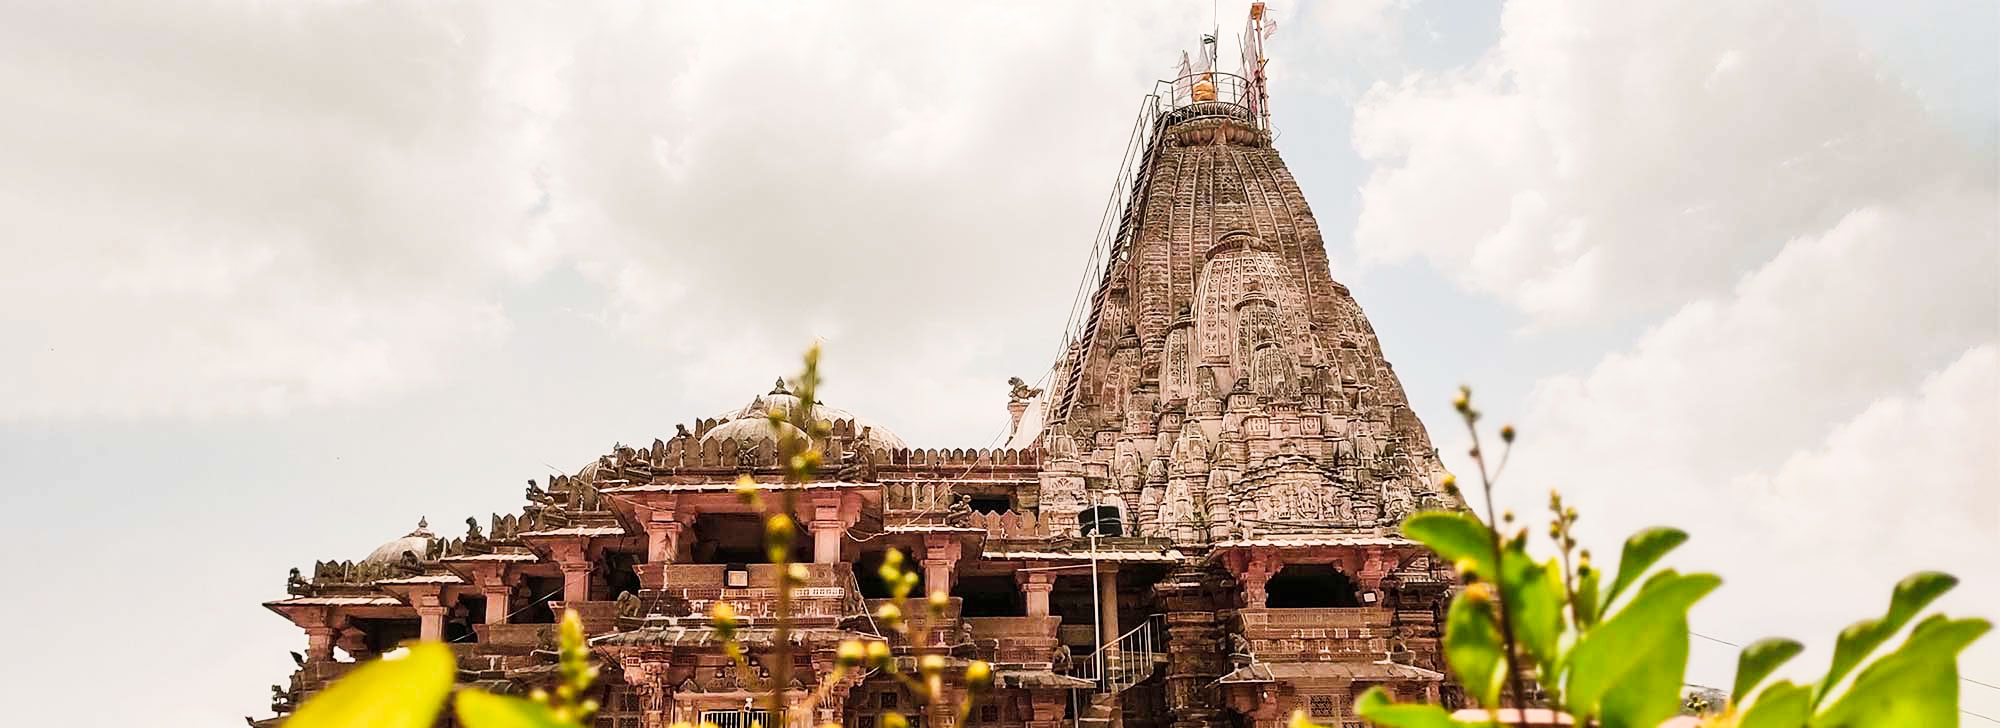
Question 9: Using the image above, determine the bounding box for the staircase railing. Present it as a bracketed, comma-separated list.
[1067, 615, 1166, 694]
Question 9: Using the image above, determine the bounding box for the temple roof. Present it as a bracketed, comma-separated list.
[702, 381, 907, 452]
[360, 518, 435, 565]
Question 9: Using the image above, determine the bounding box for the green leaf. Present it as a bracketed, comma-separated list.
[1442, 589, 1507, 708]
[1736, 680, 1810, 728]
[285, 642, 456, 728]
[1812, 570, 1958, 706]
[1815, 615, 1990, 728]
[1574, 565, 1601, 630]
[1352, 686, 1473, 728]
[1498, 543, 1565, 683]
[1598, 527, 1687, 619]
[1731, 637, 1804, 704]
[455, 689, 574, 728]
[1564, 570, 1719, 728]
[1403, 511, 1497, 581]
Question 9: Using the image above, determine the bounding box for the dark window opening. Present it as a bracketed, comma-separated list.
[691, 513, 806, 564]
[1079, 506, 1123, 536]
[954, 575, 1025, 617]
[854, 551, 916, 599]
[446, 596, 481, 642]
[1265, 564, 1360, 608]
[517, 576, 563, 624]
[604, 552, 643, 599]
[968, 496, 1011, 514]
[353, 617, 421, 654]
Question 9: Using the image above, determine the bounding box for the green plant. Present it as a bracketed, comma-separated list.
[281, 344, 992, 728]
[1315, 387, 1988, 728]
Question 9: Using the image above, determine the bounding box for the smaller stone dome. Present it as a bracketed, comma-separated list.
[361, 518, 435, 565]
[701, 379, 908, 452]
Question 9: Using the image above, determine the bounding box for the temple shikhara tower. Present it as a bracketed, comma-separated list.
[259, 7, 1461, 728]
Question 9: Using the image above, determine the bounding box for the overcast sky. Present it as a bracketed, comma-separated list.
[0, 1, 1994, 725]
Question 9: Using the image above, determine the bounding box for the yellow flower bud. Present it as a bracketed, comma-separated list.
[1462, 582, 1494, 604]
[882, 712, 909, 728]
[1500, 424, 1516, 443]
[837, 639, 867, 669]
[919, 654, 945, 679]
[965, 660, 994, 692]
[866, 640, 893, 669]
[927, 590, 950, 615]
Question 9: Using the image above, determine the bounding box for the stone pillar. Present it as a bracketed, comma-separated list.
[562, 561, 592, 604]
[1020, 571, 1055, 617]
[1098, 562, 1122, 711]
[620, 654, 672, 728]
[922, 534, 960, 596]
[414, 587, 447, 642]
[645, 517, 683, 564]
[484, 584, 511, 625]
[1240, 556, 1272, 610]
[812, 520, 843, 564]
[1358, 547, 1391, 597]
[304, 625, 336, 663]
[1097, 564, 1121, 647]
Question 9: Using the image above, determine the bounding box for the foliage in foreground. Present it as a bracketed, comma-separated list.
[279, 345, 991, 728]
[1318, 387, 1989, 728]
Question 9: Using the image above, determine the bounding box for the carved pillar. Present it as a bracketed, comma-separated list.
[1358, 547, 1391, 597]
[409, 586, 447, 642]
[644, 513, 683, 564]
[619, 653, 673, 728]
[303, 625, 336, 663]
[484, 584, 512, 625]
[1020, 570, 1055, 617]
[1240, 554, 1273, 610]
[922, 535, 960, 595]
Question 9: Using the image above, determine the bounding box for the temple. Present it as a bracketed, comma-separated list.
[258, 7, 1461, 728]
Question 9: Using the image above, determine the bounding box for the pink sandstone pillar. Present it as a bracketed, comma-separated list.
[304, 625, 336, 662]
[1020, 571, 1054, 616]
[561, 561, 592, 604]
[813, 521, 843, 564]
[484, 585, 511, 625]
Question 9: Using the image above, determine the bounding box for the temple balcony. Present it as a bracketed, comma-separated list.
[1237, 607, 1397, 661]
[964, 615, 1063, 666]
[633, 563, 866, 624]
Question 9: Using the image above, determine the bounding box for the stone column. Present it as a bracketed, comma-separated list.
[1020, 570, 1055, 617]
[484, 584, 512, 625]
[645, 518, 683, 564]
[812, 520, 843, 564]
[562, 562, 592, 603]
[1240, 554, 1273, 609]
[304, 625, 336, 663]
[1097, 564, 1121, 646]
[922, 534, 960, 596]
[413, 587, 447, 642]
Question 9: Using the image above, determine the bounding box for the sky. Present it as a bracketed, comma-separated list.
[0, 1, 1993, 725]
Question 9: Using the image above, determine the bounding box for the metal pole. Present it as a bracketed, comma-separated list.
[1090, 526, 1104, 690]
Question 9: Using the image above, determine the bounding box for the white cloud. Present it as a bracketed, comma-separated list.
[1350, 0, 1972, 324]
[1351, 0, 1999, 701]
[0, 0, 1230, 434]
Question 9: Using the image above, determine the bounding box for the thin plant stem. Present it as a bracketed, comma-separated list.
[1463, 408, 1530, 728]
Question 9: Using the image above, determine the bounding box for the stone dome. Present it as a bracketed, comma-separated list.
[702, 380, 908, 452]
[361, 518, 435, 565]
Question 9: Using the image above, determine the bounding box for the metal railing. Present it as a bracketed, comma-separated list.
[1153, 71, 1258, 124]
[1066, 615, 1166, 694]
